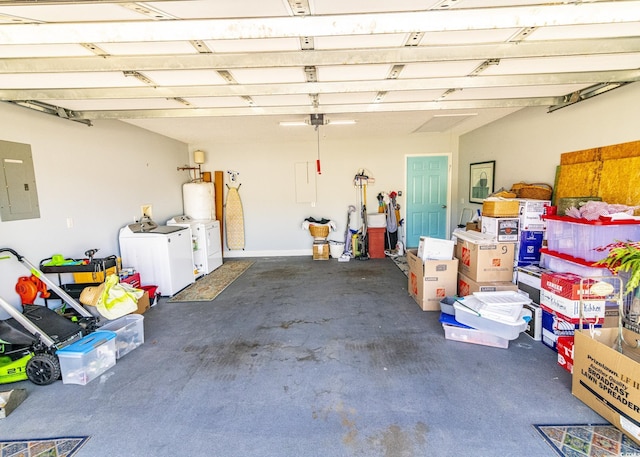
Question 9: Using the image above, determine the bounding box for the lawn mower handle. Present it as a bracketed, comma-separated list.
[0, 248, 22, 261]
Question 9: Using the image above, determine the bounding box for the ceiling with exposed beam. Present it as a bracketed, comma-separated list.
[0, 0, 639, 144]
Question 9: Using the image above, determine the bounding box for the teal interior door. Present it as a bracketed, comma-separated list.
[406, 155, 449, 248]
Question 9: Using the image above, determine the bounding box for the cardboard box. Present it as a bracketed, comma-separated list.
[417, 236, 455, 261]
[518, 198, 550, 231]
[541, 309, 575, 351]
[482, 199, 520, 217]
[313, 241, 329, 260]
[0, 388, 27, 419]
[457, 272, 517, 296]
[407, 249, 458, 311]
[572, 328, 640, 446]
[516, 230, 544, 263]
[540, 272, 606, 323]
[481, 216, 520, 242]
[134, 291, 150, 315]
[465, 222, 480, 232]
[557, 335, 574, 373]
[540, 289, 605, 324]
[454, 231, 515, 283]
[541, 308, 599, 351]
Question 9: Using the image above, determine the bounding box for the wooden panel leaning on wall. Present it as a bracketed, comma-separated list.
[555, 139, 640, 212]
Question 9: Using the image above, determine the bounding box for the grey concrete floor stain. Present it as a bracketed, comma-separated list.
[255, 267, 302, 280]
[345, 337, 437, 373]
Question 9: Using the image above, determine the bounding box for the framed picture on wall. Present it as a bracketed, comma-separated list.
[469, 160, 495, 204]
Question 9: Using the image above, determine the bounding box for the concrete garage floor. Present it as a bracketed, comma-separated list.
[1, 256, 603, 456]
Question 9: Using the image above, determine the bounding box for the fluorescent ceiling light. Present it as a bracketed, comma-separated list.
[327, 119, 357, 125]
[433, 113, 478, 118]
[279, 121, 308, 126]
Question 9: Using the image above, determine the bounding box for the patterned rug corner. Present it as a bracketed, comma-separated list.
[168, 259, 255, 302]
[534, 423, 640, 457]
[391, 255, 408, 277]
[0, 436, 90, 457]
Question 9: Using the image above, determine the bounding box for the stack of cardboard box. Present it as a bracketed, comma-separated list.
[479, 198, 550, 341]
[407, 237, 458, 311]
[481, 198, 549, 268]
[454, 230, 517, 297]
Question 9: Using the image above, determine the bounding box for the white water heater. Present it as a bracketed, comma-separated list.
[183, 182, 215, 220]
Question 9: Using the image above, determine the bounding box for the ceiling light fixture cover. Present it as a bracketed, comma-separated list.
[279, 118, 356, 126]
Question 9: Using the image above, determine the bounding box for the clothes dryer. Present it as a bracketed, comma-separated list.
[167, 215, 223, 277]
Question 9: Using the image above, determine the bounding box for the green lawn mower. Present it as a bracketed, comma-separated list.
[0, 248, 97, 385]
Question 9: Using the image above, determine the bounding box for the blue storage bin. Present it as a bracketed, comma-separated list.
[57, 330, 117, 385]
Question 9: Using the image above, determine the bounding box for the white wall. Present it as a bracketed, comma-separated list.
[191, 132, 457, 257]
[0, 102, 189, 314]
[456, 82, 640, 225]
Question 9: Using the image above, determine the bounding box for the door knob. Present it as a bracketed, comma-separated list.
[442, 205, 447, 209]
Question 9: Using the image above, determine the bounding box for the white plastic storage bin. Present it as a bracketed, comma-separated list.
[442, 324, 510, 349]
[545, 215, 640, 262]
[540, 249, 611, 277]
[439, 297, 457, 315]
[367, 213, 386, 228]
[471, 291, 532, 322]
[453, 297, 531, 340]
[57, 331, 117, 385]
[100, 314, 144, 359]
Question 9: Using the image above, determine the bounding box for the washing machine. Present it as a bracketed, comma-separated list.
[118, 218, 195, 297]
[167, 215, 223, 277]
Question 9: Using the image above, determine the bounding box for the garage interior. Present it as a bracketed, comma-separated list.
[1, 1, 640, 456]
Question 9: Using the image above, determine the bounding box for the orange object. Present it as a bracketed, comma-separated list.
[367, 227, 386, 259]
[15, 275, 50, 305]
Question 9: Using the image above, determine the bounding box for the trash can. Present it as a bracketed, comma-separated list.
[329, 240, 345, 259]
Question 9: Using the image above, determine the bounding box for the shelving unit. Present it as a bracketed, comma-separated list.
[39, 256, 119, 304]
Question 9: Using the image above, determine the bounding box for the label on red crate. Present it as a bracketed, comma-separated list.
[540, 289, 605, 323]
[540, 272, 605, 300]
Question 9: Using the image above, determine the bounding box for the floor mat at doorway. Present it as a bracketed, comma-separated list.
[391, 255, 408, 277]
[533, 423, 640, 456]
[0, 436, 89, 456]
[168, 260, 254, 302]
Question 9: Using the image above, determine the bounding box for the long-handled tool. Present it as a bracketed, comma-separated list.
[339, 205, 357, 262]
[354, 171, 370, 260]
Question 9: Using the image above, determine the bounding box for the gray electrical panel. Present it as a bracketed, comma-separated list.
[0, 140, 40, 222]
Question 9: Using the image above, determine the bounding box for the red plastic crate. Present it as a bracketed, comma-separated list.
[120, 273, 141, 288]
[367, 227, 386, 259]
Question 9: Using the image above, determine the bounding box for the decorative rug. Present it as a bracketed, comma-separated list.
[391, 255, 408, 277]
[533, 424, 640, 457]
[168, 260, 254, 302]
[0, 436, 89, 456]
